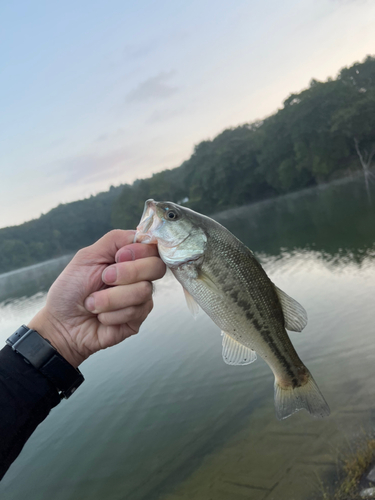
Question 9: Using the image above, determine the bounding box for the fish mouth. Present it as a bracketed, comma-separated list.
[134, 199, 162, 244]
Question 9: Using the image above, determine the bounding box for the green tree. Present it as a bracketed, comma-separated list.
[2, 55, 375, 274]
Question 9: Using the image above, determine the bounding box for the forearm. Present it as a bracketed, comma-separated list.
[0, 345, 61, 480]
[0, 232, 164, 480]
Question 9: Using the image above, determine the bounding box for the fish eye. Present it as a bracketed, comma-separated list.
[166, 210, 178, 220]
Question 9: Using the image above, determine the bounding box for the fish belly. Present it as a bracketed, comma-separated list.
[173, 262, 304, 385]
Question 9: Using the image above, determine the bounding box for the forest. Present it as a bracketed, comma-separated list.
[1, 56, 374, 274]
[0, 186, 122, 274]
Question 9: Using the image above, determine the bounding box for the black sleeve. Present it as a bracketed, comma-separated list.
[0, 345, 61, 480]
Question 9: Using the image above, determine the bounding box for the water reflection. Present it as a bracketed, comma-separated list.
[0, 256, 73, 344]
[215, 176, 375, 266]
[0, 255, 72, 303]
[0, 177, 375, 500]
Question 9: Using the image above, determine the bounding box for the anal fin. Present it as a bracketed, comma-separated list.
[222, 331, 257, 365]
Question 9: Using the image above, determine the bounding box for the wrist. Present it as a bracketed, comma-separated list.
[27, 309, 85, 368]
[7, 325, 85, 399]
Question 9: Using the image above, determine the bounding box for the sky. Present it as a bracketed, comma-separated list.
[0, 0, 374, 229]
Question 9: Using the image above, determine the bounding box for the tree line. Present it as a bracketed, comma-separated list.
[1, 56, 374, 274]
[112, 55, 375, 228]
[0, 187, 122, 274]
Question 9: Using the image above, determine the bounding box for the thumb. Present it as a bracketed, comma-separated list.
[77, 230, 137, 265]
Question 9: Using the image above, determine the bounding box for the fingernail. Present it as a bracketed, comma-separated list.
[85, 296, 96, 312]
[103, 266, 117, 283]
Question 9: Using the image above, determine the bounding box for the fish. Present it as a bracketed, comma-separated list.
[134, 199, 330, 420]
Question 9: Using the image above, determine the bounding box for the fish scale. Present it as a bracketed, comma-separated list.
[174, 228, 304, 384]
[135, 199, 330, 420]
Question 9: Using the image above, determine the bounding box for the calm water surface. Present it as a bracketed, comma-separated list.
[1, 178, 375, 500]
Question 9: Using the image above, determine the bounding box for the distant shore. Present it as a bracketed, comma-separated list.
[0, 254, 72, 302]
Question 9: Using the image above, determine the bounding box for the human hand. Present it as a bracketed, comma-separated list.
[28, 230, 166, 367]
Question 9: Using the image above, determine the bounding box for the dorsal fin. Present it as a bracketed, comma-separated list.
[274, 285, 308, 332]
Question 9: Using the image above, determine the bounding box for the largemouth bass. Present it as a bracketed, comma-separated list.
[134, 199, 330, 420]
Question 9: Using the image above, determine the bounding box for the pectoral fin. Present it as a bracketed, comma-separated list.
[182, 288, 200, 318]
[197, 269, 226, 298]
[274, 285, 308, 332]
[222, 331, 257, 365]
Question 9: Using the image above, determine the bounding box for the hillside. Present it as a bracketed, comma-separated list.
[112, 55, 375, 229]
[1, 55, 374, 274]
[0, 186, 123, 274]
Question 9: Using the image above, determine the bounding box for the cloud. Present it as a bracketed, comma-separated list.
[126, 71, 178, 102]
[94, 128, 125, 143]
[95, 134, 109, 142]
[122, 31, 189, 61]
[147, 106, 185, 124]
[52, 148, 133, 187]
[122, 42, 156, 60]
[47, 139, 163, 191]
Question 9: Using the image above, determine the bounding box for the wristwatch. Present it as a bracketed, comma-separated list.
[6, 325, 84, 399]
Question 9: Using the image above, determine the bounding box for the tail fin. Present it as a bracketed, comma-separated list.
[274, 374, 330, 420]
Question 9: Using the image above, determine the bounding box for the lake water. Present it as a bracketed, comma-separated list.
[1, 176, 375, 500]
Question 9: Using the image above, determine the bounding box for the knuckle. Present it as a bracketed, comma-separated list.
[144, 299, 154, 315]
[108, 229, 123, 238]
[126, 306, 137, 318]
[157, 259, 167, 275]
[139, 300, 153, 323]
[140, 281, 153, 298]
[131, 322, 140, 334]
[97, 312, 109, 325]
[117, 260, 138, 284]
[141, 311, 150, 324]
[96, 290, 110, 312]
[123, 323, 138, 336]
[127, 262, 139, 283]
[75, 247, 88, 260]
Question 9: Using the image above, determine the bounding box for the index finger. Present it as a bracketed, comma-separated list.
[102, 256, 166, 286]
[115, 242, 159, 263]
[81, 230, 137, 264]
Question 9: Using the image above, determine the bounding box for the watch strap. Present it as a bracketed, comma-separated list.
[6, 325, 84, 399]
[6, 325, 29, 348]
